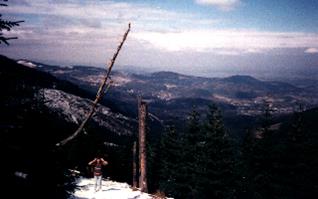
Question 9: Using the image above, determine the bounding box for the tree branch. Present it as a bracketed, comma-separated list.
[56, 23, 131, 147]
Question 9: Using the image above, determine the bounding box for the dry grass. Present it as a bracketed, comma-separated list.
[151, 190, 167, 199]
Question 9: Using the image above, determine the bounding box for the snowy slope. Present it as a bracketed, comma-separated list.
[70, 178, 154, 199]
[42, 88, 136, 136]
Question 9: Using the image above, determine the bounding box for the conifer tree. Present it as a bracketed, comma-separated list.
[242, 101, 279, 199]
[159, 109, 203, 199]
[200, 104, 238, 199]
[239, 128, 257, 198]
[159, 125, 183, 197]
[280, 108, 318, 198]
[160, 106, 241, 199]
[180, 108, 203, 198]
[0, 0, 24, 45]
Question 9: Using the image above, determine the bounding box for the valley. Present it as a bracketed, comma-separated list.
[18, 60, 318, 119]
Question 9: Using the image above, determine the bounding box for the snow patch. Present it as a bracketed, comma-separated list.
[70, 178, 153, 199]
[71, 115, 79, 124]
[164, 84, 177, 89]
[14, 171, 28, 179]
[157, 91, 173, 100]
[41, 88, 134, 136]
[61, 65, 74, 69]
[112, 75, 132, 87]
[17, 60, 37, 68]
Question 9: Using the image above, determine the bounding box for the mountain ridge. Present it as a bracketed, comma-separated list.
[19, 58, 317, 117]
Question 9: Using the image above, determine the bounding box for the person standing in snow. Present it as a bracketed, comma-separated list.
[88, 155, 108, 191]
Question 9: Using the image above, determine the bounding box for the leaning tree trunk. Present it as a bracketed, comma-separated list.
[56, 23, 131, 147]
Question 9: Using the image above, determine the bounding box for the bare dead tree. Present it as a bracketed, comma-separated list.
[138, 99, 148, 193]
[56, 23, 131, 147]
[148, 112, 164, 126]
[132, 141, 138, 188]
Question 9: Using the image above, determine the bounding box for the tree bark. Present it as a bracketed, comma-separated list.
[132, 141, 137, 188]
[138, 99, 148, 192]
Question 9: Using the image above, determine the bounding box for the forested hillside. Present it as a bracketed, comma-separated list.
[154, 105, 318, 199]
[0, 55, 136, 198]
[2, 55, 318, 199]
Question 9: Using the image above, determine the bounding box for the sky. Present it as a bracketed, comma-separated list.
[0, 0, 318, 78]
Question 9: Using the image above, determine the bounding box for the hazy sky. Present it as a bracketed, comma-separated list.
[1, 0, 318, 77]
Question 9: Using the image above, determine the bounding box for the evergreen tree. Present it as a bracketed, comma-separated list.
[240, 103, 318, 199]
[159, 109, 203, 199]
[159, 125, 183, 197]
[160, 105, 241, 199]
[0, 0, 24, 45]
[180, 108, 203, 198]
[147, 135, 161, 192]
[257, 102, 276, 198]
[240, 101, 281, 199]
[200, 104, 238, 199]
[279, 108, 318, 199]
[239, 128, 257, 199]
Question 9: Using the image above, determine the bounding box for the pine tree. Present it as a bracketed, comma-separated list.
[159, 125, 183, 197]
[160, 109, 204, 199]
[240, 103, 318, 199]
[241, 101, 280, 199]
[173, 108, 203, 199]
[239, 128, 257, 199]
[200, 104, 238, 199]
[160, 106, 241, 199]
[0, 0, 24, 45]
[280, 108, 318, 198]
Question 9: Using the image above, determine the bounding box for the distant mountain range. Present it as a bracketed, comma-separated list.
[16, 59, 318, 119]
[4, 56, 316, 141]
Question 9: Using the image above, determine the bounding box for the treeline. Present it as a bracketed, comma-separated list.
[149, 105, 318, 199]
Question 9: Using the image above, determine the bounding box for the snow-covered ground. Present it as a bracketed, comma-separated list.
[70, 177, 154, 199]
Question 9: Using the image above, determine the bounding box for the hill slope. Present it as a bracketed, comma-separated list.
[0, 55, 136, 198]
